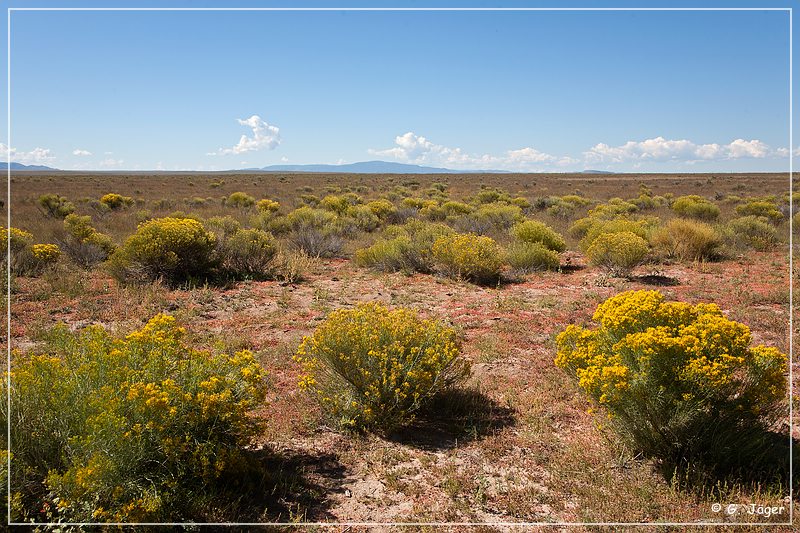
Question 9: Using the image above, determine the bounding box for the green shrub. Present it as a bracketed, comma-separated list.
[0, 227, 33, 263]
[107, 217, 217, 286]
[357, 220, 454, 274]
[586, 231, 649, 277]
[454, 203, 523, 234]
[671, 195, 720, 221]
[432, 233, 504, 284]
[505, 242, 560, 273]
[588, 199, 638, 218]
[295, 303, 468, 433]
[735, 201, 784, 224]
[37, 194, 75, 218]
[56, 215, 116, 269]
[0, 228, 59, 276]
[218, 228, 277, 280]
[719, 216, 779, 252]
[99, 193, 134, 210]
[555, 290, 788, 476]
[205, 215, 241, 240]
[345, 205, 381, 232]
[225, 192, 256, 209]
[510, 220, 566, 252]
[2, 314, 267, 522]
[472, 188, 512, 205]
[651, 218, 722, 261]
[578, 217, 653, 252]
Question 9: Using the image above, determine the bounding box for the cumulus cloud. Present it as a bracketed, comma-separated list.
[1, 143, 55, 164]
[72, 149, 92, 156]
[584, 136, 776, 164]
[209, 115, 281, 156]
[369, 132, 572, 171]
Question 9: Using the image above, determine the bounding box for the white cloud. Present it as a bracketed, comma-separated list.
[209, 115, 281, 156]
[1, 143, 55, 164]
[280, 156, 289, 162]
[584, 136, 776, 164]
[72, 149, 92, 156]
[369, 132, 570, 171]
[97, 158, 124, 169]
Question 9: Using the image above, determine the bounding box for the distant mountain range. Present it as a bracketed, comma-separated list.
[250, 160, 510, 174]
[0, 161, 58, 171]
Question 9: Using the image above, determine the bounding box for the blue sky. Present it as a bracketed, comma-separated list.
[1, 1, 797, 172]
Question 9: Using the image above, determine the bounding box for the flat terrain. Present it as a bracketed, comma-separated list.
[4, 172, 796, 530]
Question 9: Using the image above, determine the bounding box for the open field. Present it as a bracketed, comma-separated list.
[3, 171, 797, 530]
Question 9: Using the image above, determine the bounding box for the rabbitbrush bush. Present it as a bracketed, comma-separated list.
[355, 220, 454, 274]
[108, 217, 217, 286]
[651, 218, 722, 261]
[57, 214, 116, 268]
[510, 220, 566, 252]
[555, 290, 787, 475]
[670, 195, 720, 221]
[99, 193, 134, 210]
[295, 303, 469, 433]
[585, 231, 649, 277]
[2, 314, 267, 523]
[37, 194, 76, 219]
[219, 228, 278, 280]
[505, 241, 560, 273]
[431, 232, 504, 284]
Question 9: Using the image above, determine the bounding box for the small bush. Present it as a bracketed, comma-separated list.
[432, 233, 504, 285]
[52, 215, 116, 269]
[37, 194, 75, 218]
[27, 244, 61, 273]
[218, 228, 277, 280]
[586, 231, 649, 277]
[205, 215, 241, 240]
[671, 195, 720, 221]
[295, 303, 468, 433]
[578, 217, 653, 252]
[735, 201, 783, 224]
[454, 203, 523, 234]
[588, 199, 638, 218]
[256, 198, 281, 213]
[366, 199, 397, 220]
[99, 193, 134, 210]
[505, 241, 560, 273]
[107, 217, 217, 286]
[345, 205, 381, 232]
[3, 314, 267, 522]
[357, 221, 454, 274]
[510, 220, 566, 252]
[651, 218, 722, 261]
[555, 290, 788, 476]
[719, 216, 779, 252]
[225, 192, 256, 209]
[0, 227, 33, 263]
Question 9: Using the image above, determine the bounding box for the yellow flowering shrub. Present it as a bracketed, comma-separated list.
[225, 191, 256, 209]
[431, 232, 504, 285]
[2, 314, 267, 523]
[555, 290, 788, 471]
[0, 226, 33, 262]
[107, 217, 217, 286]
[295, 303, 469, 433]
[366, 198, 397, 220]
[256, 198, 281, 213]
[585, 231, 649, 277]
[99, 193, 134, 210]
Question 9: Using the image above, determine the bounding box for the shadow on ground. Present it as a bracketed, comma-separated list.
[636, 274, 680, 286]
[386, 387, 515, 451]
[660, 425, 799, 494]
[205, 447, 347, 526]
